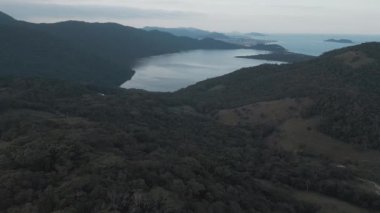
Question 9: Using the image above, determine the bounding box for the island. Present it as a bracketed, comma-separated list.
[325, 39, 354, 44]
[236, 52, 316, 63]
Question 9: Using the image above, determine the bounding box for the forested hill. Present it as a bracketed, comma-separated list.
[33, 21, 240, 66]
[1, 43, 380, 212]
[0, 77, 378, 213]
[0, 11, 15, 24]
[175, 42, 380, 149]
[0, 11, 240, 87]
[176, 42, 380, 108]
[0, 24, 132, 86]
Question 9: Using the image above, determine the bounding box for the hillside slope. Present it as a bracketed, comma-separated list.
[175, 42, 380, 148]
[143, 26, 215, 39]
[1, 43, 380, 212]
[34, 21, 240, 66]
[0, 24, 132, 86]
[0, 11, 240, 87]
[0, 11, 15, 24]
[1, 77, 379, 213]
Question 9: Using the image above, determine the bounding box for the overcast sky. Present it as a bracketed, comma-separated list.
[1, 0, 379, 34]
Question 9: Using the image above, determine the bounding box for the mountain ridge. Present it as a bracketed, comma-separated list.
[0, 11, 15, 24]
[1, 10, 380, 212]
[175, 42, 380, 149]
[143, 26, 273, 48]
[0, 40, 380, 212]
[0, 11, 241, 87]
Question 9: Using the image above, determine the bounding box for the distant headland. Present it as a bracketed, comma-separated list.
[325, 39, 354, 44]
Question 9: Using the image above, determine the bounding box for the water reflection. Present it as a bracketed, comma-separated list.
[121, 49, 281, 92]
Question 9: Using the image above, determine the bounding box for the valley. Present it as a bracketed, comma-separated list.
[1, 8, 380, 213]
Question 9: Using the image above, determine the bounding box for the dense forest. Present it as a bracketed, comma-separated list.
[236, 52, 316, 63]
[1, 77, 379, 213]
[0, 43, 380, 212]
[0, 11, 240, 87]
[1, 10, 380, 213]
[176, 42, 380, 150]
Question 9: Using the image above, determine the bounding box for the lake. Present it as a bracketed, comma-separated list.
[121, 49, 281, 92]
[122, 34, 380, 92]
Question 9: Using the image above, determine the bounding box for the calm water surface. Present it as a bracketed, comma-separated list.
[121, 49, 280, 92]
[262, 34, 380, 56]
[122, 34, 380, 92]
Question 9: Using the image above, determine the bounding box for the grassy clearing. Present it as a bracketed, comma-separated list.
[217, 97, 380, 206]
[294, 191, 379, 213]
[335, 51, 375, 68]
[268, 117, 380, 183]
[217, 98, 313, 127]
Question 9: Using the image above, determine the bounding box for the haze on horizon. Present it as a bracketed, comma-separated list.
[1, 0, 379, 34]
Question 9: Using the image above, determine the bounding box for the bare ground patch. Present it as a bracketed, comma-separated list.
[217, 97, 313, 127]
[335, 51, 375, 68]
[294, 191, 379, 213]
[216, 97, 380, 197]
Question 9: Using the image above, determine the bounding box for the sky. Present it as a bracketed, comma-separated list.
[1, 0, 379, 34]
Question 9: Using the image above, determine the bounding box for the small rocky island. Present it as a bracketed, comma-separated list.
[237, 52, 316, 63]
[325, 39, 354, 44]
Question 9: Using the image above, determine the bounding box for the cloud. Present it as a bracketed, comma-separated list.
[0, 2, 201, 21]
[1, 0, 379, 34]
[269, 4, 324, 11]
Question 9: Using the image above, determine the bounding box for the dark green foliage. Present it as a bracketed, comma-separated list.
[143, 27, 224, 39]
[250, 44, 287, 52]
[0, 11, 15, 24]
[325, 39, 354, 44]
[175, 42, 380, 149]
[0, 11, 240, 87]
[34, 21, 240, 66]
[2, 77, 376, 212]
[236, 52, 316, 63]
[1, 13, 380, 212]
[0, 24, 132, 87]
[313, 92, 380, 149]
